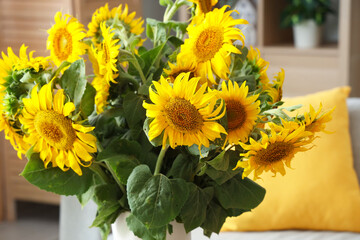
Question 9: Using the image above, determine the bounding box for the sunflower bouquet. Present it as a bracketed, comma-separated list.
[0, 0, 333, 239]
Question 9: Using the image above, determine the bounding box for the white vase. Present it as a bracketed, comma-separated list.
[293, 19, 322, 49]
[111, 212, 191, 240]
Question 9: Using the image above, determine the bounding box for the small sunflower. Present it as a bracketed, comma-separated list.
[97, 22, 119, 85]
[302, 103, 335, 134]
[218, 81, 260, 145]
[0, 114, 29, 159]
[143, 73, 227, 150]
[87, 4, 144, 41]
[179, 6, 248, 85]
[88, 45, 109, 114]
[19, 82, 97, 175]
[1, 45, 49, 76]
[163, 55, 197, 83]
[267, 69, 285, 104]
[92, 76, 110, 114]
[247, 46, 269, 87]
[47, 12, 87, 66]
[235, 123, 313, 180]
[188, 0, 218, 15]
[0, 45, 49, 157]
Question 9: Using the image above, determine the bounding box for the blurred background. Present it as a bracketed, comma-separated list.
[0, 0, 359, 239]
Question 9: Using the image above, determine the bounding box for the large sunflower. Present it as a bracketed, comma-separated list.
[218, 81, 260, 145]
[47, 12, 87, 66]
[19, 82, 97, 175]
[97, 22, 119, 85]
[143, 73, 227, 149]
[188, 0, 218, 15]
[235, 123, 313, 180]
[87, 4, 144, 41]
[179, 6, 248, 85]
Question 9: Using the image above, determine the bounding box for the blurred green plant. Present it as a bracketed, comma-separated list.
[280, 0, 334, 27]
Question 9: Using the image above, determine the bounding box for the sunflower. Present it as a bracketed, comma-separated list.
[235, 123, 313, 180]
[1, 45, 49, 77]
[19, 82, 97, 175]
[179, 6, 248, 85]
[267, 69, 285, 104]
[88, 45, 109, 114]
[0, 45, 49, 157]
[92, 75, 110, 114]
[87, 4, 144, 41]
[163, 55, 197, 83]
[0, 114, 29, 159]
[217, 81, 260, 145]
[302, 103, 335, 134]
[97, 22, 119, 85]
[247, 46, 269, 87]
[143, 73, 227, 150]
[47, 12, 87, 66]
[188, 0, 219, 15]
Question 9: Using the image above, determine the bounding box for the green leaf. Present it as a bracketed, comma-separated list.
[60, 59, 87, 107]
[105, 155, 140, 185]
[97, 138, 142, 185]
[167, 154, 197, 181]
[167, 36, 184, 48]
[207, 151, 228, 171]
[126, 213, 166, 240]
[80, 83, 96, 117]
[201, 201, 228, 235]
[94, 183, 122, 204]
[123, 92, 146, 129]
[146, 23, 155, 40]
[127, 165, 189, 228]
[21, 153, 94, 195]
[180, 184, 213, 232]
[77, 184, 96, 207]
[91, 202, 121, 228]
[205, 150, 241, 185]
[98, 138, 142, 161]
[140, 43, 168, 77]
[214, 175, 266, 210]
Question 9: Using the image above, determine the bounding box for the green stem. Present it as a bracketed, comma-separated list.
[154, 145, 169, 175]
[89, 163, 112, 184]
[163, 0, 181, 22]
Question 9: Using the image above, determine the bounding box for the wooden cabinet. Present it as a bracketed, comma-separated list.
[256, 0, 360, 97]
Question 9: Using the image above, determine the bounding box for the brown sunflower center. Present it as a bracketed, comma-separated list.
[198, 0, 213, 14]
[54, 28, 73, 61]
[255, 142, 294, 164]
[164, 98, 203, 133]
[34, 110, 76, 150]
[226, 99, 247, 130]
[195, 26, 224, 62]
[169, 70, 195, 83]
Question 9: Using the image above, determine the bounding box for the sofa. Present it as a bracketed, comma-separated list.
[60, 97, 360, 240]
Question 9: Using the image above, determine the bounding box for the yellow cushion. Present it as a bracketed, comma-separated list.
[222, 87, 360, 232]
